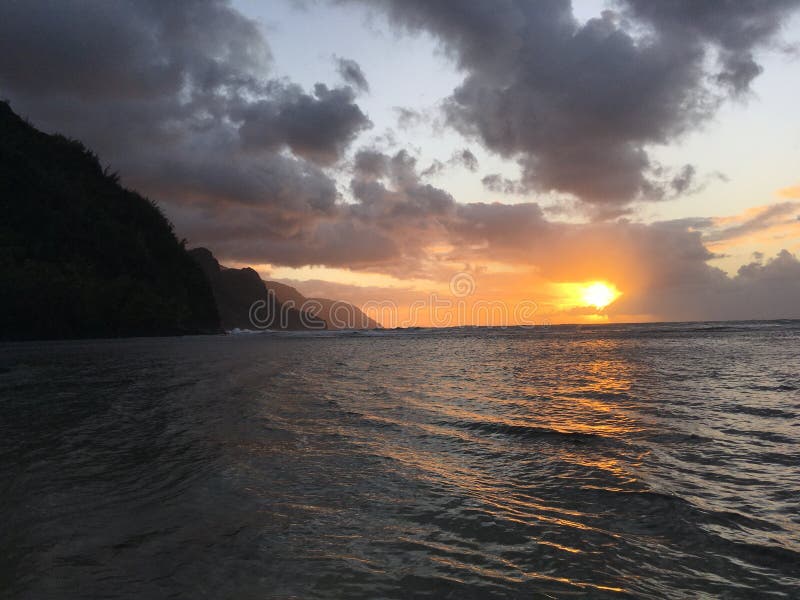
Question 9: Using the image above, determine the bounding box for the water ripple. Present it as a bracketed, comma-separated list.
[1, 322, 799, 598]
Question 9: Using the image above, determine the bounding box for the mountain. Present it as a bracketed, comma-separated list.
[191, 248, 380, 331]
[260, 281, 379, 329]
[307, 297, 380, 330]
[189, 248, 325, 331]
[0, 102, 220, 340]
[262, 280, 309, 310]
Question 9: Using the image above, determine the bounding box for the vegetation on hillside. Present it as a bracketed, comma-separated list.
[0, 102, 220, 339]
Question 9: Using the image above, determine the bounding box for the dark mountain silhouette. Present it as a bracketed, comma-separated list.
[0, 102, 220, 340]
[259, 281, 378, 329]
[307, 297, 380, 330]
[189, 248, 325, 331]
[262, 280, 308, 310]
[191, 248, 379, 331]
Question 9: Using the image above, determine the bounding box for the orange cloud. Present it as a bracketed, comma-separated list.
[705, 202, 800, 256]
[778, 184, 800, 199]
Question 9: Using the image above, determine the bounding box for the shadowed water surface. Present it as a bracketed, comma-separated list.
[1, 322, 799, 598]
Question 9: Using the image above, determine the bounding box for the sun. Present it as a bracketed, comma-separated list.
[580, 282, 620, 310]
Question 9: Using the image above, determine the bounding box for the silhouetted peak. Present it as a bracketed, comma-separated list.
[188, 247, 221, 276]
[0, 100, 19, 122]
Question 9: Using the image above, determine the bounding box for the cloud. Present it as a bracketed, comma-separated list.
[335, 56, 370, 92]
[353, 149, 390, 179]
[455, 149, 478, 172]
[170, 146, 455, 272]
[482, 174, 525, 195]
[0, 0, 369, 242]
[420, 148, 479, 177]
[694, 202, 800, 258]
[234, 82, 371, 165]
[349, 150, 456, 221]
[619, 0, 800, 94]
[738, 248, 800, 279]
[0, 1, 271, 100]
[707, 202, 800, 242]
[778, 184, 800, 199]
[612, 249, 800, 321]
[135, 150, 340, 214]
[668, 164, 697, 195]
[344, 0, 800, 208]
[446, 206, 719, 292]
[393, 107, 426, 128]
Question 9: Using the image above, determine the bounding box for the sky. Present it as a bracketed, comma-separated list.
[1, 0, 799, 325]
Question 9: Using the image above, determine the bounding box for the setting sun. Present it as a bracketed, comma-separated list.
[581, 282, 620, 310]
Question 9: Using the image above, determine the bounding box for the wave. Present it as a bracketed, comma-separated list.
[452, 420, 606, 443]
[726, 404, 796, 418]
[748, 383, 798, 392]
[227, 327, 269, 335]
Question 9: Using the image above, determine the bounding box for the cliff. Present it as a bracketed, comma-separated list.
[190, 248, 380, 331]
[0, 103, 220, 340]
[189, 248, 325, 331]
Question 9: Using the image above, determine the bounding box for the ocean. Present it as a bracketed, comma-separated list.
[1, 322, 799, 598]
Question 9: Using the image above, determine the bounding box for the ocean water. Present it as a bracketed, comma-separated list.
[1, 322, 799, 599]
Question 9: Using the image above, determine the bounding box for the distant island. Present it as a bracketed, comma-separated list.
[0, 102, 377, 340]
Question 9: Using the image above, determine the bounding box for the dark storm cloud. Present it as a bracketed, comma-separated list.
[350, 150, 456, 220]
[335, 57, 370, 92]
[235, 82, 371, 165]
[0, 0, 270, 100]
[0, 0, 369, 255]
[619, 0, 800, 93]
[136, 141, 460, 273]
[135, 150, 340, 214]
[345, 0, 800, 208]
[353, 149, 390, 179]
[168, 143, 458, 272]
[351, 179, 455, 219]
[450, 202, 549, 255]
[166, 197, 401, 269]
